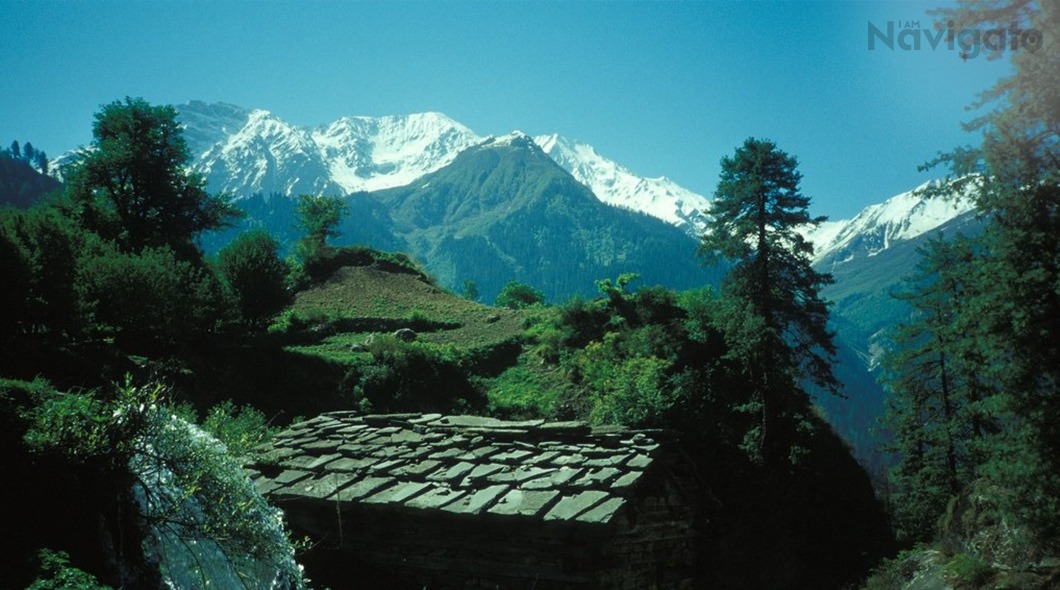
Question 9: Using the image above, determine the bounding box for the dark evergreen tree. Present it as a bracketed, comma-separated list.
[926, 0, 1060, 537]
[879, 234, 993, 542]
[62, 97, 238, 260]
[34, 150, 48, 176]
[9, 140, 20, 160]
[699, 138, 838, 462]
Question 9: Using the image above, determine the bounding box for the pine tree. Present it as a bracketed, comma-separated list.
[927, 0, 1060, 537]
[9, 140, 20, 160]
[35, 151, 48, 176]
[700, 138, 838, 462]
[879, 234, 993, 542]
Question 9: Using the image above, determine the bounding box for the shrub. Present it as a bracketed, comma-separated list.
[76, 242, 228, 354]
[201, 400, 277, 457]
[495, 281, 545, 309]
[216, 229, 292, 330]
[27, 549, 111, 590]
[944, 552, 992, 587]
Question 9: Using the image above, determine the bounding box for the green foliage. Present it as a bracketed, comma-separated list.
[76, 241, 228, 354]
[62, 97, 238, 259]
[21, 377, 307, 588]
[485, 361, 563, 419]
[944, 552, 992, 587]
[700, 138, 839, 463]
[23, 386, 115, 462]
[860, 549, 925, 590]
[201, 400, 277, 457]
[579, 338, 674, 428]
[0, 207, 86, 342]
[461, 278, 479, 301]
[295, 193, 347, 263]
[27, 549, 112, 590]
[217, 229, 292, 329]
[894, 1, 1060, 542]
[495, 280, 545, 309]
[878, 234, 994, 543]
[353, 334, 480, 413]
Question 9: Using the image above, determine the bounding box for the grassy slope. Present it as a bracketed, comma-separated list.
[286, 264, 529, 362]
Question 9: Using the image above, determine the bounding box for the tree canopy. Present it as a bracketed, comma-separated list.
[62, 97, 238, 259]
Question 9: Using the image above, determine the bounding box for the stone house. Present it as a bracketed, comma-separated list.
[247, 412, 701, 589]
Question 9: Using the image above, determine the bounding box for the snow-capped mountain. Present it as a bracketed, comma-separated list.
[803, 180, 978, 269]
[170, 102, 713, 234]
[534, 134, 711, 234]
[175, 101, 481, 198]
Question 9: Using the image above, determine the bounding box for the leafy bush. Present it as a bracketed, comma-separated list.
[354, 334, 480, 413]
[76, 242, 228, 354]
[216, 229, 292, 329]
[201, 400, 277, 457]
[944, 552, 992, 587]
[27, 550, 111, 590]
[485, 363, 563, 419]
[495, 281, 545, 309]
[577, 339, 676, 428]
[20, 377, 307, 589]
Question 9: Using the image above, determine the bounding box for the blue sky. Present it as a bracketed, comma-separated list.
[1, 1, 1011, 220]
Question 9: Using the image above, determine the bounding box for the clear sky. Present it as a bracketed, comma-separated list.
[1, 0, 1012, 220]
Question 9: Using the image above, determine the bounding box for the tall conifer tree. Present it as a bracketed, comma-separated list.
[700, 138, 838, 461]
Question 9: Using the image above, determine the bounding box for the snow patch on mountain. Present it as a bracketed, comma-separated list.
[803, 180, 979, 267]
[175, 102, 480, 198]
[534, 134, 711, 234]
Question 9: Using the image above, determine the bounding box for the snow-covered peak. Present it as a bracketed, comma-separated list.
[482, 131, 536, 148]
[57, 101, 719, 232]
[534, 133, 711, 234]
[174, 102, 480, 198]
[803, 179, 979, 267]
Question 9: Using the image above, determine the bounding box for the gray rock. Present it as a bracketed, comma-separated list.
[393, 328, 417, 342]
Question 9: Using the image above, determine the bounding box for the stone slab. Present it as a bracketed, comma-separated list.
[363, 480, 433, 505]
[404, 486, 467, 511]
[441, 484, 509, 515]
[488, 489, 561, 518]
[575, 496, 626, 524]
[610, 470, 645, 491]
[324, 456, 376, 472]
[544, 490, 610, 521]
[334, 476, 395, 502]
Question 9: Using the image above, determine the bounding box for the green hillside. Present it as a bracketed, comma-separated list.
[204, 135, 720, 305]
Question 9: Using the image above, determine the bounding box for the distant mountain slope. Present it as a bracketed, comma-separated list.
[368, 132, 716, 301]
[534, 134, 711, 235]
[805, 181, 977, 268]
[0, 155, 62, 208]
[207, 132, 716, 303]
[161, 102, 715, 234]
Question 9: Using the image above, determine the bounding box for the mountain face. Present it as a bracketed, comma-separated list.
[173, 102, 713, 236]
[212, 132, 717, 304]
[804, 181, 978, 268]
[175, 101, 481, 198]
[534, 134, 711, 235]
[0, 156, 62, 208]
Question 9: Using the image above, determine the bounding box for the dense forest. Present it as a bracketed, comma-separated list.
[1, 2, 1057, 589]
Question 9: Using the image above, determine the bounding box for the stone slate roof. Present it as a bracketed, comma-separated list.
[248, 412, 669, 525]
